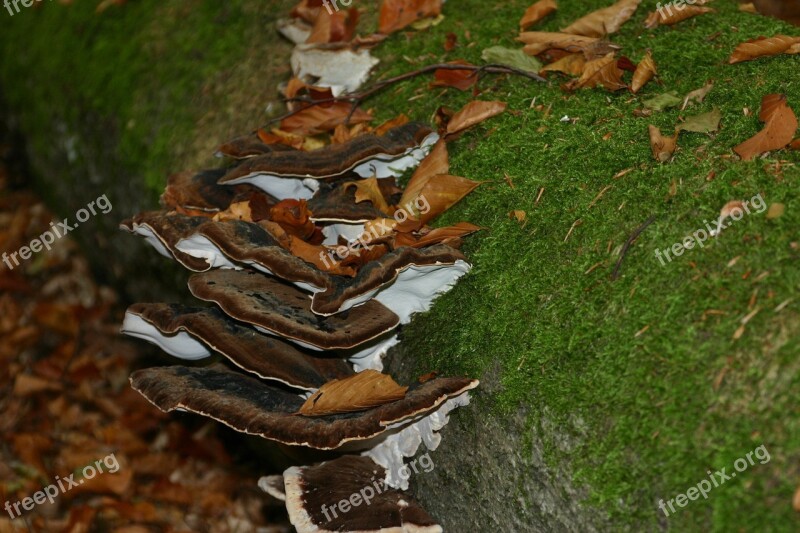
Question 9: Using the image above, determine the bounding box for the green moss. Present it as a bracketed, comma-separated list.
[368, 0, 800, 530]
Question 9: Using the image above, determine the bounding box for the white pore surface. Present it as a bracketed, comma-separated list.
[362, 392, 472, 490]
[291, 45, 379, 97]
[345, 334, 399, 372]
[321, 223, 366, 245]
[126, 224, 172, 259]
[257, 475, 286, 502]
[221, 175, 319, 200]
[121, 312, 210, 360]
[336, 260, 471, 323]
[276, 18, 311, 45]
[352, 132, 439, 178]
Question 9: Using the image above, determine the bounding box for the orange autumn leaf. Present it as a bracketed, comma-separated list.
[644, 5, 714, 28]
[378, 0, 442, 34]
[298, 369, 408, 416]
[306, 7, 359, 44]
[395, 221, 482, 248]
[430, 60, 478, 91]
[540, 53, 586, 75]
[728, 35, 800, 64]
[446, 100, 507, 135]
[400, 174, 482, 227]
[517, 31, 601, 56]
[520, 0, 558, 30]
[561, 0, 641, 37]
[734, 94, 798, 160]
[331, 122, 370, 144]
[261, 220, 357, 276]
[631, 50, 656, 93]
[565, 52, 626, 91]
[257, 128, 307, 150]
[269, 199, 317, 240]
[648, 124, 678, 162]
[212, 200, 253, 222]
[374, 113, 411, 136]
[402, 140, 449, 206]
[343, 177, 392, 213]
[280, 103, 372, 135]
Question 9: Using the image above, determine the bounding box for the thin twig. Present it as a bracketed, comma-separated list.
[611, 215, 657, 280]
[265, 63, 547, 129]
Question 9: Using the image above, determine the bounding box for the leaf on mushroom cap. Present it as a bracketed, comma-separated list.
[308, 180, 391, 223]
[188, 269, 400, 350]
[309, 244, 470, 321]
[216, 122, 438, 200]
[282, 456, 443, 533]
[129, 363, 478, 449]
[216, 132, 299, 159]
[298, 369, 408, 416]
[119, 211, 211, 272]
[122, 303, 353, 391]
[161, 168, 276, 216]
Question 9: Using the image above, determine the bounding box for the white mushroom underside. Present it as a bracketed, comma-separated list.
[342, 334, 399, 373]
[340, 260, 472, 323]
[362, 392, 472, 491]
[321, 223, 366, 246]
[174, 235, 323, 293]
[121, 312, 211, 360]
[123, 224, 173, 259]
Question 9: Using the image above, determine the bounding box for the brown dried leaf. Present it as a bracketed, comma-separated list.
[631, 50, 656, 93]
[648, 124, 678, 162]
[403, 174, 482, 226]
[561, 0, 641, 37]
[517, 31, 601, 56]
[394, 222, 482, 248]
[644, 5, 714, 29]
[446, 100, 507, 135]
[565, 52, 626, 91]
[540, 53, 586, 75]
[378, 0, 442, 34]
[401, 140, 450, 207]
[729, 35, 800, 64]
[374, 113, 410, 136]
[306, 7, 359, 44]
[430, 60, 477, 91]
[343, 177, 391, 214]
[520, 0, 558, 30]
[681, 81, 714, 110]
[734, 94, 798, 160]
[298, 369, 408, 416]
[280, 103, 372, 135]
[269, 199, 317, 240]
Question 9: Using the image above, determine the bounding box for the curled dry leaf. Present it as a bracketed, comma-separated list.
[446, 100, 507, 135]
[374, 113, 411, 136]
[297, 369, 409, 416]
[540, 53, 586, 75]
[561, 0, 641, 38]
[630, 50, 656, 93]
[517, 31, 601, 56]
[430, 60, 478, 91]
[394, 221, 481, 248]
[648, 124, 678, 162]
[378, 0, 442, 34]
[565, 52, 626, 92]
[681, 81, 714, 110]
[343, 177, 391, 214]
[280, 103, 372, 135]
[644, 5, 714, 29]
[729, 35, 800, 63]
[306, 7, 359, 44]
[734, 94, 798, 160]
[269, 199, 317, 240]
[520, 0, 558, 30]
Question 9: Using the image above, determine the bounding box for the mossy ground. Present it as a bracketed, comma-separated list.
[1, 0, 799, 531]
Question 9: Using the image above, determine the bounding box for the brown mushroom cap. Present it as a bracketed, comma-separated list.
[160, 168, 275, 215]
[123, 303, 353, 390]
[216, 133, 297, 159]
[307, 180, 389, 223]
[129, 363, 478, 450]
[119, 211, 211, 271]
[187, 270, 400, 350]
[283, 456, 442, 533]
[216, 124, 438, 200]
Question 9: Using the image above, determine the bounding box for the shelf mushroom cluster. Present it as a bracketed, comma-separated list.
[121, 121, 480, 532]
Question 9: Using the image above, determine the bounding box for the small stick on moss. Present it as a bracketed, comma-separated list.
[265, 63, 547, 129]
[611, 215, 657, 280]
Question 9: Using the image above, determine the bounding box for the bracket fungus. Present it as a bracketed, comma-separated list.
[121, 116, 483, 531]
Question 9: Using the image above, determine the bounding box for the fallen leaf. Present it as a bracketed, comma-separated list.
[509, 210, 527, 223]
[681, 81, 714, 110]
[631, 50, 656, 93]
[648, 124, 678, 162]
[766, 203, 785, 219]
[517, 31, 602, 56]
[378, 0, 442, 34]
[298, 369, 408, 416]
[431, 60, 478, 91]
[734, 94, 798, 160]
[444, 32, 457, 51]
[565, 52, 626, 91]
[343, 177, 391, 214]
[561, 0, 641, 37]
[729, 35, 800, 63]
[645, 5, 714, 28]
[394, 222, 482, 248]
[280, 103, 372, 135]
[410, 12, 444, 30]
[520, 0, 558, 30]
[677, 108, 722, 133]
[644, 91, 682, 111]
[306, 7, 359, 44]
[269, 199, 317, 240]
[374, 114, 410, 136]
[540, 53, 586, 75]
[446, 100, 507, 135]
[739, 2, 756, 13]
[481, 46, 543, 72]
[401, 174, 482, 227]
[402, 140, 449, 206]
